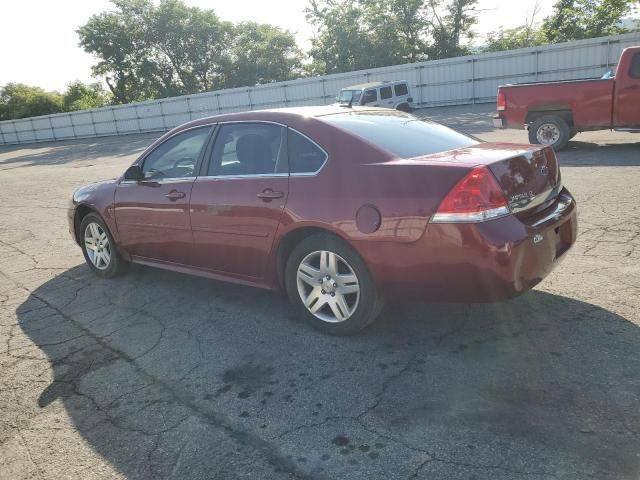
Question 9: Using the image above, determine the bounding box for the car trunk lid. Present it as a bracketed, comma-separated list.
[409, 143, 561, 216]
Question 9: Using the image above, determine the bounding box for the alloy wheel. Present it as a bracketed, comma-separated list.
[296, 250, 360, 323]
[84, 222, 111, 270]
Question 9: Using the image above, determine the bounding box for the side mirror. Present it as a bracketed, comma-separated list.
[124, 165, 143, 181]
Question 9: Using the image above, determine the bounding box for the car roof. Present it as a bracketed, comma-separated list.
[341, 81, 407, 90]
[169, 105, 390, 133]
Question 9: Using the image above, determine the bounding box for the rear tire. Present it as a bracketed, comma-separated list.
[396, 103, 413, 113]
[285, 234, 383, 335]
[528, 115, 570, 150]
[80, 213, 127, 278]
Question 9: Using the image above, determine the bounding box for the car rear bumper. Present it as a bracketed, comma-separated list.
[492, 115, 505, 128]
[359, 189, 577, 302]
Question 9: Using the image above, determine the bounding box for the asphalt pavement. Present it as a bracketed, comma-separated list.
[1, 103, 639, 479]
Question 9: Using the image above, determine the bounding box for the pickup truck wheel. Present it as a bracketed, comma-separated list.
[528, 115, 570, 150]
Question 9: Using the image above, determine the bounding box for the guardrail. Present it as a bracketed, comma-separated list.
[1, 31, 639, 146]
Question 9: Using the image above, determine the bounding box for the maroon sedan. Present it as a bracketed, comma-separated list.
[69, 106, 577, 335]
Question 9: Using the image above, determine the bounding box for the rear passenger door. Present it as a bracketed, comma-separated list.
[379, 86, 395, 108]
[361, 89, 379, 106]
[189, 122, 289, 279]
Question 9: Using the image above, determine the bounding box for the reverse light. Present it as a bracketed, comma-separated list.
[431, 166, 510, 223]
[497, 91, 506, 111]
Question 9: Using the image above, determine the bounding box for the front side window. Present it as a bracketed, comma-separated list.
[337, 90, 362, 104]
[142, 126, 211, 180]
[208, 123, 286, 176]
[288, 129, 327, 174]
[629, 52, 640, 79]
[361, 90, 378, 104]
[380, 86, 393, 99]
[394, 83, 409, 96]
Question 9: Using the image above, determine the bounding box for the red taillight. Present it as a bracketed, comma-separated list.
[432, 166, 510, 223]
[497, 91, 506, 111]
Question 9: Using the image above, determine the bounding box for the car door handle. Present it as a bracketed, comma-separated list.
[256, 189, 284, 201]
[165, 190, 186, 201]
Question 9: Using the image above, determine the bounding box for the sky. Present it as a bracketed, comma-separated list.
[0, 0, 556, 92]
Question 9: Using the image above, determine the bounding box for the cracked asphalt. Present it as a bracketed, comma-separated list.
[1, 104, 639, 479]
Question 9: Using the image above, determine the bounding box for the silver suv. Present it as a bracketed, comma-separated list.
[336, 81, 414, 112]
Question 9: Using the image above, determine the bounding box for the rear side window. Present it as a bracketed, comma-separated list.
[380, 86, 392, 99]
[322, 111, 479, 158]
[288, 129, 327, 174]
[361, 90, 377, 104]
[629, 52, 640, 79]
[394, 83, 409, 96]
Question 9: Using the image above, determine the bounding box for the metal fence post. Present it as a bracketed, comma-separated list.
[417, 65, 423, 107]
[186, 96, 193, 121]
[89, 110, 98, 136]
[535, 50, 540, 81]
[320, 78, 327, 105]
[216, 93, 221, 114]
[158, 102, 166, 130]
[471, 58, 475, 104]
[68, 113, 77, 139]
[283, 84, 289, 105]
[49, 117, 56, 140]
[247, 89, 254, 110]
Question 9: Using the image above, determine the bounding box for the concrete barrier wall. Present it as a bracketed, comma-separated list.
[1, 32, 639, 145]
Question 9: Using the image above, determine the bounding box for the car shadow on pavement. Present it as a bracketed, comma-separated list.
[16, 264, 640, 479]
[558, 141, 640, 166]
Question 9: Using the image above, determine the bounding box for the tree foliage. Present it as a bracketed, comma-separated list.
[0, 84, 64, 120]
[305, 0, 478, 74]
[0, 81, 110, 121]
[78, 0, 303, 104]
[542, 0, 639, 43]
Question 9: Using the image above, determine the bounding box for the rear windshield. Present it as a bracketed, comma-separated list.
[321, 110, 479, 158]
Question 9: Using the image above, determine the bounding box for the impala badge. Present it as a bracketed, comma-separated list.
[533, 234, 544, 244]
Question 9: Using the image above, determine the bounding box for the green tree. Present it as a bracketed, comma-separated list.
[63, 81, 111, 111]
[484, 25, 547, 52]
[427, 0, 479, 59]
[0, 83, 64, 120]
[78, 0, 304, 102]
[542, 0, 639, 43]
[306, 0, 478, 74]
[228, 22, 303, 87]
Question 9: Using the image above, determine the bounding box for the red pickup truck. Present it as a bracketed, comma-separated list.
[493, 46, 640, 150]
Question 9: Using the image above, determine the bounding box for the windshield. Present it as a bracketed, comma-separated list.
[322, 110, 479, 158]
[336, 89, 362, 104]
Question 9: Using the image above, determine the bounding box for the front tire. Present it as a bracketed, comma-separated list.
[528, 115, 570, 150]
[285, 234, 383, 335]
[80, 213, 127, 278]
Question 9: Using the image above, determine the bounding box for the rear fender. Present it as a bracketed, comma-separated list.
[525, 107, 574, 127]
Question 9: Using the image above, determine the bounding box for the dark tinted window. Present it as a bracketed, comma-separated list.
[208, 123, 286, 176]
[288, 130, 327, 174]
[337, 90, 361, 104]
[380, 86, 392, 99]
[322, 111, 479, 158]
[142, 126, 210, 179]
[629, 52, 640, 79]
[394, 83, 409, 96]
[361, 90, 377, 104]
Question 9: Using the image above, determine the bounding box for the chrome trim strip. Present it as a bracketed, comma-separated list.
[120, 177, 196, 185]
[431, 206, 511, 223]
[530, 195, 573, 227]
[196, 173, 289, 180]
[219, 120, 288, 128]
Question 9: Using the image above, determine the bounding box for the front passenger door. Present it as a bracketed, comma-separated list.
[114, 125, 212, 264]
[189, 122, 289, 279]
